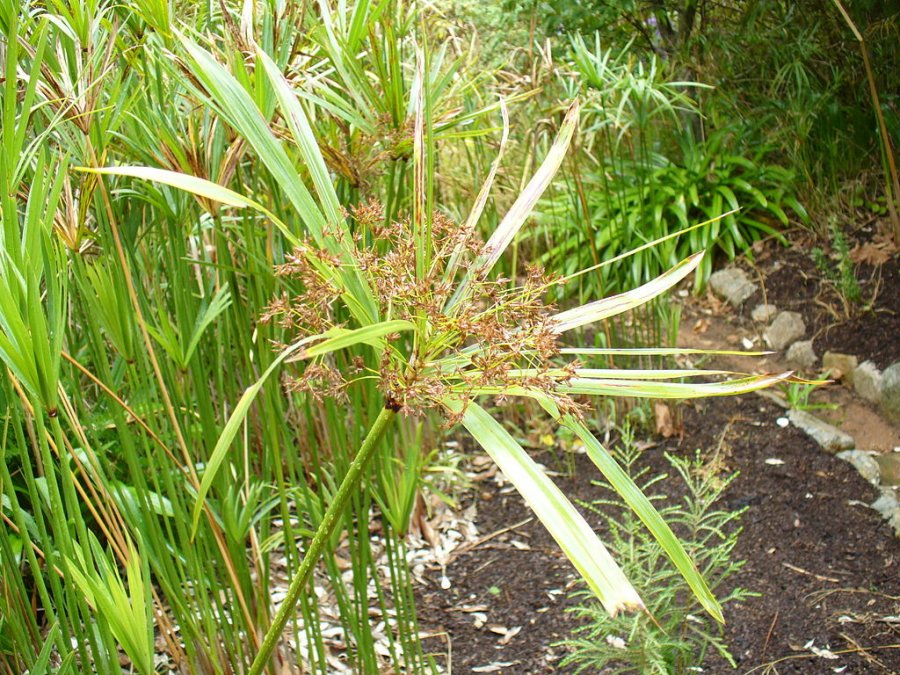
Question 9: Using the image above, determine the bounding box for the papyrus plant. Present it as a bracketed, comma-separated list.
[85, 35, 792, 674]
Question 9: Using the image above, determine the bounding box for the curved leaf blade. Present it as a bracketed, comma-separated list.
[551, 252, 704, 333]
[78, 166, 296, 244]
[451, 399, 644, 617]
[191, 320, 415, 536]
[448, 101, 580, 308]
[190, 340, 306, 537]
[289, 320, 416, 360]
[563, 416, 724, 622]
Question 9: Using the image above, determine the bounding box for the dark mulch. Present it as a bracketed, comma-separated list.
[739, 236, 899, 370]
[668, 396, 899, 673]
[415, 454, 588, 672]
[415, 394, 900, 673]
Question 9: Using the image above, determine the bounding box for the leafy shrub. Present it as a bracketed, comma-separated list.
[543, 128, 808, 294]
[534, 36, 807, 297]
[560, 430, 754, 673]
[644, 130, 808, 288]
[811, 219, 864, 314]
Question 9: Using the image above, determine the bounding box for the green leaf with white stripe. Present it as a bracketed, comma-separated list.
[563, 416, 724, 623]
[78, 166, 297, 245]
[551, 252, 704, 333]
[451, 399, 644, 617]
[559, 371, 793, 398]
[447, 101, 580, 309]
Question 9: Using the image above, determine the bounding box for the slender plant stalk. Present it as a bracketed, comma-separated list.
[249, 405, 397, 675]
[830, 0, 900, 245]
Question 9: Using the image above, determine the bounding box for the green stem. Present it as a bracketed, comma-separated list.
[249, 405, 397, 675]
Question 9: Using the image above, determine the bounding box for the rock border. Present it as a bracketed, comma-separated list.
[748, 298, 898, 421]
[706, 268, 900, 535]
[767, 397, 900, 536]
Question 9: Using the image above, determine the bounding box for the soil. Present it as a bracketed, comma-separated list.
[414, 237, 900, 673]
[416, 395, 900, 673]
[737, 233, 900, 371]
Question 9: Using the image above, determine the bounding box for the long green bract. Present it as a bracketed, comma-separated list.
[452, 399, 643, 616]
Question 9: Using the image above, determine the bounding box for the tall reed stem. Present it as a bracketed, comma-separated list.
[249, 405, 397, 675]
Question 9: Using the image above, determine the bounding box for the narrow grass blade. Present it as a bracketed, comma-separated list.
[559, 371, 794, 398]
[191, 320, 413, 535]
[184, 286, 232, 364]
[78, 166, 296, 244]
[412, 47, 428, 282]
[255, 47, 344, 227]
[477, 101, 580, 273]
[29, 622, 60, 675]
[551, 252, 704, 333]
[561, 347, 774, 357]
[190, 340, 305, 537]
[447, 385, 564, 418]
[65, 538, 155, 674]
[451, 399, 643, 616]
[559, 210, 737, 285]
[177, 33, 331, 243]
[178, 33, 378, 324]
[563, 416, 724, 622]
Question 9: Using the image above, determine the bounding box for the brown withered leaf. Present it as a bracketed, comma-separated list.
[849, 241, 895, 266]
[654, 402, 675, 438]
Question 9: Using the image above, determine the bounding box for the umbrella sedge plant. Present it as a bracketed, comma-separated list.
[85, 34, 795, 673]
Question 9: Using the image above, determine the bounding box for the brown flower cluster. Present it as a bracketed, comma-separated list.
[260, 247, 344, 337]
[263, 200, 581, 419]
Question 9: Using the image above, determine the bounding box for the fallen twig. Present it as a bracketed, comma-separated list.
[781, 561, 840, 583]
[744, 643, 900, 674]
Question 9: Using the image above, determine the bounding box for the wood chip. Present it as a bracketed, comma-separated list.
[472, 661, 517, 672]
[499, 626, 522, 645]
[451, 604, 489, 613]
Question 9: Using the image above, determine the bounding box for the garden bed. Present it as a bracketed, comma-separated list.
[414, 237, 900, 673]
[415, 394, 899, 673]
[738, 231, 900, 370]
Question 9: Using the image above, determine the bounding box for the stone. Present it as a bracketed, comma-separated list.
[871, 487, 900, 536]
[787, 409, 855, 453]
[881, 362, 900, 424]
[764, 311, 806, 351]
[872, 487, 898, 515]
[786, 340, 817, 369]
[709, 268, 757, 307]
[836, 449, 880, 485]
[875, 453, 900, 486]
[751, 303, 778, 323]
[853, 361, 883, 405]
[823, 351, 859, 383]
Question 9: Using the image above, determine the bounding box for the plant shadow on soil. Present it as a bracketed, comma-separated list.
[415, 395, 899, 673]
